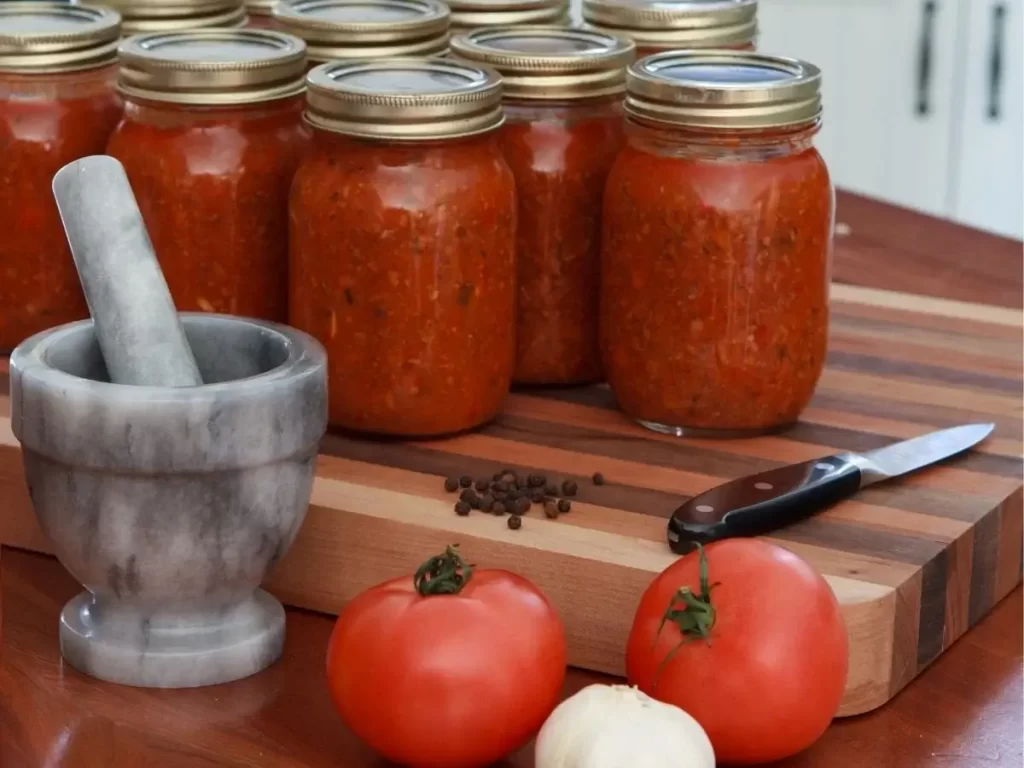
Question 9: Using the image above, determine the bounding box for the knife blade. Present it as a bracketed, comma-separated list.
[667, 423, 995, 554]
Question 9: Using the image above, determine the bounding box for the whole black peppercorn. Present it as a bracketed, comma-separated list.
[492, 471, 504, 481]
[506, 488, 522, 501]
[507, 515, 522, 530]
[479, 494, 495, 512]
[530, 489, 544, 504]
[444, 477, 460, 493]
[459, 475, 473, 488]
[501, 472, 518, 485]
[515, 496, 531, 514]
[527, 474, 544, 488]
[544, 500, 559, 519]
[562, 480, 578, 497]
[545, 483, 559, 496]
[492, 501, 506, 516]
[475, 478, 490, 492]
[459, 488, 477, 504]
[558, 499, 571, 514]
[592, 472, 605, 486]
[454, 501, 471, 516]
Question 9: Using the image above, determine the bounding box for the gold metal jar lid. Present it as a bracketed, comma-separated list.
[450, 26, 634, 101]
[447, 0, 569, 32]
[118, 29, 307, 105]
[101, 0, 248, 35]
[583, 0, 757, 50]
[274, 0, 450, 62]
[305, 57, 503, 140]
[0, 3, 121, 74]
[625, 50, 821, 130]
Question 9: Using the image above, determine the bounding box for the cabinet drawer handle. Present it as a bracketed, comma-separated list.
[988, 3, 1007, 120]
[916, 0, 937, 116]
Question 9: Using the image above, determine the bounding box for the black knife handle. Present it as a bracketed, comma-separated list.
[667, 455, 862, 554]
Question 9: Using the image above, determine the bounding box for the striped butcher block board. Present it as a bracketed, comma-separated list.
[0, 283, 1021, 716]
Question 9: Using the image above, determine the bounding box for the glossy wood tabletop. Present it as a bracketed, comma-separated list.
[1, 193, 1022, 768]
[0, 549, 1021, 768]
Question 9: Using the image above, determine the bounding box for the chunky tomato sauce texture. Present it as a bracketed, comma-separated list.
[289, 130, 517, 436]
[0, 68, 122, 351]
[601, 129, 833, 432]
[107, 96, 308, 322]
[501, 102, 623, 385]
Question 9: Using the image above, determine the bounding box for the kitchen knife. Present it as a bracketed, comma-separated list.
[667, 423, 995, 554]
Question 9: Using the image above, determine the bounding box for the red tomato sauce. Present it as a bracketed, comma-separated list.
[0, 68, 122, 351]
[107, 96, 308, 322]
[289, 129, 517, 436]
[501, 101, 623, 385]
[601, 124, 833, 433]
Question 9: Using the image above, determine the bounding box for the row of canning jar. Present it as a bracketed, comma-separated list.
[0, 2, 831, 440]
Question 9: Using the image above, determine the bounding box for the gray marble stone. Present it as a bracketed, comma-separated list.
[52, 155, 203, 387]
[10, 314, 328, 688]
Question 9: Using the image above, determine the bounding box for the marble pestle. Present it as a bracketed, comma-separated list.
[52, 155, 203, 387]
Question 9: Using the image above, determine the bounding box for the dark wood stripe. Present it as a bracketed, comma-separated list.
[782, 423, 1024, 479]
[830, 306, 1023, 343]
[826, 350, 1022, 395]
[775, 519, 945, 567]
[492, 413, 778, 478]
[319, 432, 676, 518]
[321, 432, 956, 566]
[498, 412, 1007, 523]
[810, 391, 1023, 440]
[530, 386, 1023, 478]
[967, 506, 1001, 627]
[917, 548, 948, 669]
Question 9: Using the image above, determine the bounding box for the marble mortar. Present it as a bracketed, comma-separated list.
[10, 313, 328, 688]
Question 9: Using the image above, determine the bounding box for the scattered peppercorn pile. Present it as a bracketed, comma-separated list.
[444, 469, 607, 530]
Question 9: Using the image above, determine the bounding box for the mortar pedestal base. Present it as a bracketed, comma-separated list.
[59, 589, 285, 688]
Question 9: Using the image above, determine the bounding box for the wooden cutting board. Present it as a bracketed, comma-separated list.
[0, 282, 1020, 716]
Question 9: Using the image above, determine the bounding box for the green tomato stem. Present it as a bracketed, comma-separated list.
[414, 544, 473, 596]
[653, 544, 719, 689]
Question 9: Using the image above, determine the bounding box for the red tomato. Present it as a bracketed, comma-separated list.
[626, 539, 848, 765]
[326, 546, 567, 768]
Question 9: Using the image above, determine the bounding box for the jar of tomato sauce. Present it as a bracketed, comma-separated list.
[450, 27, 633, 386]
[273, 0, 450, 64]
[107, 30, 308, 322]
[291, 59, 516, 436]
[602, 51, 833, 436]
[0, 3, 123, 352]
[448, 0, 568, 34]
[582, 0, 757, 57]
[101, 0, 248, 35]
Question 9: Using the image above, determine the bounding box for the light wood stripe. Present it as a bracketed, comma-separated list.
[831, 284, 1023, 328]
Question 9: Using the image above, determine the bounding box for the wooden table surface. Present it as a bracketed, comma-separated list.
[1, 192, 1022, 768]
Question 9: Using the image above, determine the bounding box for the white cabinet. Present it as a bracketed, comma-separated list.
[758, 0, 1024, 239]
[949, 0, 1023, 239]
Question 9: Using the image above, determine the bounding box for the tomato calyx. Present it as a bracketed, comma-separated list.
[413, 544, 473, 596]
[653, 545, 719, 686]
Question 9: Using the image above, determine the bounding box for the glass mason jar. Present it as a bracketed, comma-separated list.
[273, 0, 450, 66]
[0, 3, 124, 352]
[602, 51, 833, 436]
[583, 0, 757, 57]
[447, 0, 568, 35]
[106, 30, 308, 322]
[451, 27, 634, 386]
[290, 58, 517, 436]
[100, 0, 248, 35]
